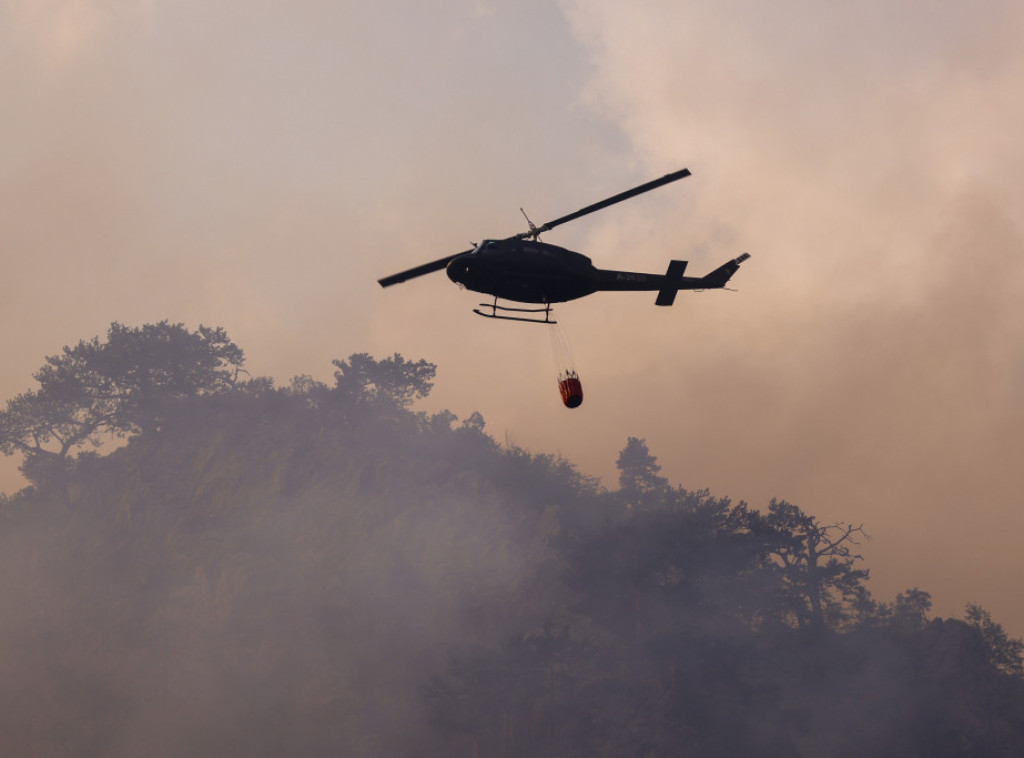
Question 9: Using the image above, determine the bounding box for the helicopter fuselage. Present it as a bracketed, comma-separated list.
[446, 239, 598, 304]
[446, 238, 701, 305]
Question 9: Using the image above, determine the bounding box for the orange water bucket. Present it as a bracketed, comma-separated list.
[558, 373, 583, 408]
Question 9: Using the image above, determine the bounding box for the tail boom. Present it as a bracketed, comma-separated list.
[592, 252, 751, 305]
[655, 252, 751, 305]
[698, 252, 750, 289]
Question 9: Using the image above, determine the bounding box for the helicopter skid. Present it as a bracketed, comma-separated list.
[473, 299, 556, 325]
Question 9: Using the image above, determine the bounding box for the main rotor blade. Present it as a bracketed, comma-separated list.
[378, 249, 474, 288]
[525, 167, 691, 237]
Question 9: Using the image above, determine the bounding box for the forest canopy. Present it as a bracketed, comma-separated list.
[0, 323, 1021, 757]
[0, 321, 243, 486]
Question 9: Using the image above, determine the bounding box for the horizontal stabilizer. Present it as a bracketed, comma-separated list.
[655, 259, 688, 306]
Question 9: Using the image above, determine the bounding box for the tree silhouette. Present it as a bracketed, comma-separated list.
[966, 603, 1024, 676]
[755, 499, 870, 630]
[2, 330, 1023, 755]
[615, 436, 669, 509]
[331, 352, 435, 409]
[876, 587, 933, 632]
[0, 321, 243, 486]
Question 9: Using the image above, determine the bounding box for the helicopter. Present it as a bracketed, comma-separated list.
[378, 168, 750, 324]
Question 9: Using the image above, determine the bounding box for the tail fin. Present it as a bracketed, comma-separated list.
[700, 252, 751, 289]
[655, 260, 688, 306]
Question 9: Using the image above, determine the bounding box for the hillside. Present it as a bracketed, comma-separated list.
[1, 344, 1022, 756]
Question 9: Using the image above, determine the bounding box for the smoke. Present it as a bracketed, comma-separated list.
[552, 0, 1024, 632]
[0, 0, 624, 488]
[2, 0, 1023, 640]
[0, 399, 556, 756]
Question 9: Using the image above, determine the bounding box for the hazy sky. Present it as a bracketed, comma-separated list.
[3, 1, 1023, 632]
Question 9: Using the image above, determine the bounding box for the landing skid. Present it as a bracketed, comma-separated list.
[473, 298, 556, 324]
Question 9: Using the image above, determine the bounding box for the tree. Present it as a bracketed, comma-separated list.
[90, 322, 244, 431]
[331, 352, 435, 409]
[0, 322, 244, 486]
[756, 499, 870, 630]
[878, 587, 932, 632]
[966, 603, 1024, 677]
[615, 437, 668, 508]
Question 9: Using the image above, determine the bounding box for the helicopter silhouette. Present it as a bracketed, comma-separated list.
[378, 168, 750, 324]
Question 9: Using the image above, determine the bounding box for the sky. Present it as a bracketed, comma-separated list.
[2, 0, 1023, 633]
